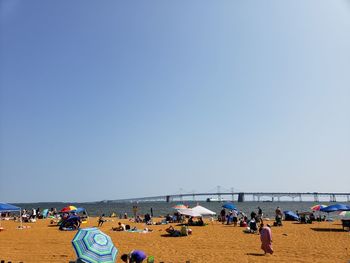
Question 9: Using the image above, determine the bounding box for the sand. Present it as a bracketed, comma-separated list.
[0, 218, 349, 263]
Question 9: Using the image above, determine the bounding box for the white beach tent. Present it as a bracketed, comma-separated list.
[192, 205, 216, 216]
[177, 208, 202, 217]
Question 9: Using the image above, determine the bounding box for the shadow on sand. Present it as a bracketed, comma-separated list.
[310, 228, 346, 232]
[246, 253, 265, 256]
[160, 234, 188, 238]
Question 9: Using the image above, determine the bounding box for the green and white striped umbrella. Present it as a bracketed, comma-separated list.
[72, 227, 118, 263]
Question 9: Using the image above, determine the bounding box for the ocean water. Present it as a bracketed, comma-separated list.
[14, 201, 350, 218]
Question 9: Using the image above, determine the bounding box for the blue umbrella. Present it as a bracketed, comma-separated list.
[72, 227, 118, 263]
[320, 204, 350, 213]
[222, 203, 237, 210]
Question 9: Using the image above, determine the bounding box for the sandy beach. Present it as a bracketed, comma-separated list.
[0, 217, 349, 263]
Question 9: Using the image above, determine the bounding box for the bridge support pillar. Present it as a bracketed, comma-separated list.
[277, 196, 281, 202]
[258, 195, 260, 202]
[299, 194, 302, 202]
[238, 192, 245, 202]
[330, 194, 336, 202]
[347, 195, 350, 202]
[314, 193, 319, 202]
[166, 196, 170, 202]
[272, 196, 274, 202]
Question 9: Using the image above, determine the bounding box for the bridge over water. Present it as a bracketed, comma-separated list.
[109, 192, 350, 203]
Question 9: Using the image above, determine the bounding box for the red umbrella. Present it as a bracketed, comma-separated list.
[60, 205, 77, 213]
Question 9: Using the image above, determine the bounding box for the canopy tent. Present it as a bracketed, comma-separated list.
[0, 203, 21, 212]
[177, 208, 202, 217]
[192, 205, 216, 216]
[0, 203, 22, 228]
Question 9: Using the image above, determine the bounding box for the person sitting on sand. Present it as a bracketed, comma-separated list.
[144, 213, 152, 224]
[165, 214, 172, 223]
[197, 217, 204, 226]
[249, 218, 258, 233]
[180, 225, 189, 236]
[112, 222, 126, 231]
[251, 211, 257, 220]
[121, 250, 147, 263]
[310, 212, 315, 222]
[239, 218, 247, 227]
[135, 215, 143, 223]
[259, 223, 273, 255]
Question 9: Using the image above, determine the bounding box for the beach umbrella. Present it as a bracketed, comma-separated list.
[192, 205, 216, 216]
[72, 227, 118, 263]
[320, 204, 350, 213]
[222, 203, 236, 210]
[177, 208, 202, 217]
[61, 206, 78, 213]
[310, 204, 327, 211]
[172, 204, 188, 210]
[339, 211, 350, 218]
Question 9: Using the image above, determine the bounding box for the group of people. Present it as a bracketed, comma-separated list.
[165, 225, 192, 237]
[219, 206, 265, 231]
[97, 205, 277, 258]
[59, 212, 82, 231]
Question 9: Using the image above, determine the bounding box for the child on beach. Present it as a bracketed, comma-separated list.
[98, 214, 106, 227]
[259, 223, 273, 255]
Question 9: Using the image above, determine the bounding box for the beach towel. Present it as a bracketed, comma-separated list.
[260, 227, 273, 254]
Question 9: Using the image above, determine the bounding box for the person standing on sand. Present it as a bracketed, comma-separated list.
[220, 208, 226, 224]
[259, 223, 273, 255]
[258, 207, 263, 218]
[98, 214, 106, 227]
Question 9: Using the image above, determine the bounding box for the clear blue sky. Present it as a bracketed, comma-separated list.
[1, 0, 349, 202]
